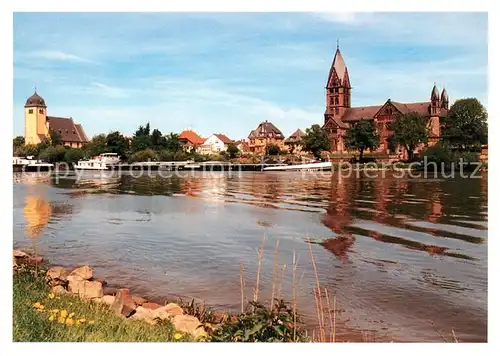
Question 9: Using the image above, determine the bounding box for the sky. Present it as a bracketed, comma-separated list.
[13, 12, 488, 140]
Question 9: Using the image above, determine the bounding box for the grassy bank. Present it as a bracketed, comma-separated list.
[13, 265, 189, 342]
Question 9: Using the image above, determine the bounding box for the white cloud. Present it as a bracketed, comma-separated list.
[28, 50, 96, 63]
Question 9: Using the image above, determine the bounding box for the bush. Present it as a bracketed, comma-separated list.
[129, 149, 157, 163]
[64, 148, 84, 164]
[39, 145, 66, 163]
[421, 143, 480, 168]
[211, 300, 307, 342]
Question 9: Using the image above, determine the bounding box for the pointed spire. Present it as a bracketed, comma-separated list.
[431, 83, 440, 101]
[337, 38, 339, 50]
[326, 42, 347, 87]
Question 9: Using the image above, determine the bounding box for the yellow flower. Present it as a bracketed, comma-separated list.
[50, 309, 59, 314]
[58, 317, 66, 324]
[49, 315, 54, 321]
[69, 312, 75, 318]
[75, 320, 81, 326]
[69, 302, 73, 306]
[60, 310, 68, 318]
[38, 305, 45, 310]
[48, 292, 55, 299]
[174, 333, 183, 340]
[33, 302, 41, 308]
[65, 318, 74, 326]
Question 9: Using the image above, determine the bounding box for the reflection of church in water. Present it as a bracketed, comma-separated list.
[23, 196, 52, 239]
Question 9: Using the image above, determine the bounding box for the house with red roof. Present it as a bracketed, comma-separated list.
[178, 130, 205, 152]
[198, 133, 234, 155]
[322, 45, 447, 157]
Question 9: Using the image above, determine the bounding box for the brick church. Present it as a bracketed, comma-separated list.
[322, 45, 448, 157]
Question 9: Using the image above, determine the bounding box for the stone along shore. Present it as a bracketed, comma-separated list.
[13, 249, 209, 340]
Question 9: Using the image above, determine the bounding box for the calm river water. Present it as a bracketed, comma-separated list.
[13, 170, 487, 342]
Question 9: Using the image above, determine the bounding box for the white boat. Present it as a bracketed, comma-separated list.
[74, 153, 121, 171]
[13, 156, 54, 172]
[263, 161, 332, 172]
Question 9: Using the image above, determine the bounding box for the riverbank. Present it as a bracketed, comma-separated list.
[13, 250, 309, 342]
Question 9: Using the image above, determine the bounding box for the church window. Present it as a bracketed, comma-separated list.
[335, 106, 339, 114]
[334, 88, 339, 94]
[39, 109, 44, 114]
[329, 97, 334, 105]
[335, 97, 339, 105]
[28, 109, 33, 114]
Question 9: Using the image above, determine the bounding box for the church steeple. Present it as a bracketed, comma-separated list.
[325, 43, 351, 119]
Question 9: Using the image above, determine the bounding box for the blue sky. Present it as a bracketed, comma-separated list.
[13, 12, 488, 140]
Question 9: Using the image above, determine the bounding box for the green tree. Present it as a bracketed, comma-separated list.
[14, 143, 38, 157]
[49, 129, 63, 146]
[129, 149, 157, 163]
[131, 135, 152, 153]
[442, 98, 488, 149]
[164, 133, 182, 152]
[151, 129, 163, 147]
[135, 122, 151, 137]
[344, 120, 380, 161]
[39, 145, 66, 163]
[83, 134, 107, 157]
[64, 148, 84, 164]
[388, 112, 429, 161]
[13, 136, 25, 150]
[266, 144, 280, 156]
[301, 124, 330, 159]
[226, 143, 239, 159]
[106, 131, 129, 157]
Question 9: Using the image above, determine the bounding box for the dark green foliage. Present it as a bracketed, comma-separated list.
[13, 136, 25, 149]
[64, 148, 85, 164]
[163, 133, 182, 152]
[83, 134, 107, 158]
[421, 143, 480, 168]
[387, 134, 398, 154]
[106, 131, 129, 158]
[49, 129, 63, 146]
[129, 149, 157, 163]
[302, 124, 330, 159]
[344, 120, 380, 161]
[211, 300, 307, 342]
[151, 129, 163, 147]
[39, 145, 66, 163]
[388, 112, 429, 161]
[442, 98, 488, 149]
[226, 143, 239, 159]
[266, 144, 281, 156]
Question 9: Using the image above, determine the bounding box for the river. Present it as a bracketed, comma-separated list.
[12, 169, 487, 342]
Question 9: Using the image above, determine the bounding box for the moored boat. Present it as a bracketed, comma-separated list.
[263, 161, 332, 172]
[74, 153, 121, 171]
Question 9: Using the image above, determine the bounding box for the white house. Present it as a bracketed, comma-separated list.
[198, 133, 233, 155]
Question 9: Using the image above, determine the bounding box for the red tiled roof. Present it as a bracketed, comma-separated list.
[340, 105, 381, 122]
[47, 116, 88, 143]
[214, 133, 233, 144]
[391, 101, 431, 116]
[179, 130, 205, 145]
[75, 124, 88, 142]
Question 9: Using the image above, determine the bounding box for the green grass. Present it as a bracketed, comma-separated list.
[13, 266, 191, 342]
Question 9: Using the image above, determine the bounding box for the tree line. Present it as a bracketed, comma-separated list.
[13, 122, 243, 164]
[299, 97, 488, 162]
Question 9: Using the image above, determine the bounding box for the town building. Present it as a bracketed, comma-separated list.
[198, 133, 233, 155]
[234, 139, 250, 154]
[24, 91, 88, 148]
[321, 45, 446, 157]
[178, 130, 205, 152]
[284, 129, 305, 154]
[247, 121, 286, 154]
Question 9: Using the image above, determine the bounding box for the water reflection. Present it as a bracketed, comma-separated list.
[12, 171, 487, 342]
